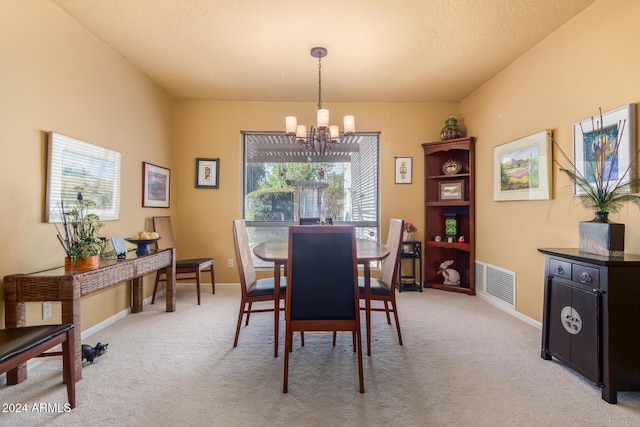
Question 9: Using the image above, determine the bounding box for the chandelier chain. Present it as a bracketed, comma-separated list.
[317, 54, 322, 110]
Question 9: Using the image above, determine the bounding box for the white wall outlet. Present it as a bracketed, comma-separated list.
[42, 302, 52, 320]
[227, 258, 233, 268]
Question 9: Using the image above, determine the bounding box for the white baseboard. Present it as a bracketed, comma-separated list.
[0, 294, 156, 386]
[476, 291, 542, 330]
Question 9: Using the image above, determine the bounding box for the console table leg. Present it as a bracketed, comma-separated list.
[132, 277, 143, 313]
[5, 295, 27, 384]
[165, 248, 176, 312]
[61, 298, 82, 381]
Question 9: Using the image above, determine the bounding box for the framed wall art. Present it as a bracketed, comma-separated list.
[142, 162, 170, 208]
[46, 132, 121, 222]
[573, 104, 636, 196]
[493, 130, 552, 201]
[439, 180, 464, 201]
[195, 157, 220, 189]
[395, 156, 412, 184]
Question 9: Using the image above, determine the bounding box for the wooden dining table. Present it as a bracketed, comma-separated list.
[253, 236, 389, 357]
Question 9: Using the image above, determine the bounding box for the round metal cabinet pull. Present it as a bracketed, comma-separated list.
[580, 272, 592, 284]
[555, 265, 564, 275]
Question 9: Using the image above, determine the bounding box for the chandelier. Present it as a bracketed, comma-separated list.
[285, 47, 355, 154]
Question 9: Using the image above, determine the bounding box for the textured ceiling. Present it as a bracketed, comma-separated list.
[51, 0, 595, 102]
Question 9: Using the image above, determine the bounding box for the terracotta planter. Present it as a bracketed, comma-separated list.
[65, 255, 100, 272]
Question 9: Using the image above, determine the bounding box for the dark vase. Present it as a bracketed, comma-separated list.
[440, 115, 462, 140]
[579, 211, 625, 257]
[593, 211, 609, 223]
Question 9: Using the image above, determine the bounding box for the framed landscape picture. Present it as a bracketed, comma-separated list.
[142, 162, 170, 208]
[439, 180, 464, 201]
[493, 130, 552, 201]
[46, 132, 121, 222]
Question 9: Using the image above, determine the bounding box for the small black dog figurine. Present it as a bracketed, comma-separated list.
[81, 342, 108, 364]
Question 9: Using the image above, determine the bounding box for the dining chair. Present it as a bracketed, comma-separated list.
[0, 324, 76, 408]
[360, 218, 405, 344]
[283, 225, 364, 393]
[151, 216, 215, 305]
[299, 217, 333, 225]
[232, 219, 286, 350]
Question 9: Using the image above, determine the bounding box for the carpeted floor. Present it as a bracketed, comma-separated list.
[2, 283, 640, 426]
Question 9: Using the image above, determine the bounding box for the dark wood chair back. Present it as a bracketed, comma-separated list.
[284, 225, 363, 393]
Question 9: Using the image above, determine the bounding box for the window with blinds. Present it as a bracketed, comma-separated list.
[241, 132, 380, 255]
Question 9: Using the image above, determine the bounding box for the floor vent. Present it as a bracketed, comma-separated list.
[475, 261, 516, 308]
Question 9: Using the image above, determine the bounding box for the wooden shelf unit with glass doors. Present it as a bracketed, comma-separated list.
[422, 137, 475, 295]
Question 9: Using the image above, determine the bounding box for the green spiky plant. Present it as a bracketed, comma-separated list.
[552, 108, 640, 215]
[54, 186, 108, 261]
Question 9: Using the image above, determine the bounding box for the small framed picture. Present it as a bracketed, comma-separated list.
[439, 180, 464, 201]
[195, 158, 220, 189]
[395, 156, 412, 184]
[142, 162, 170, 208]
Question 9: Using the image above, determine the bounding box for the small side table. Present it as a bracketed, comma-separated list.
[398, 241, 422, 292]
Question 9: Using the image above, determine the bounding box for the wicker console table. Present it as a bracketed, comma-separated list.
[3, 248, 176, 383]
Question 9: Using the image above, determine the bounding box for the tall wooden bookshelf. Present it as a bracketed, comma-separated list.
[422, 137, 475, 295]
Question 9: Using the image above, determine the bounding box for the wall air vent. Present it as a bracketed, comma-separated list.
[475, 261, 515, 308]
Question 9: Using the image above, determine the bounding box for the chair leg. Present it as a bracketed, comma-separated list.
[391, 300, 403, 345]
[283, 325, 292, 393]
[151, 270, 163, 304]
[62, 328, 76, 408]
[352, 331, 356, 352]
[210, 264, 215, 294]
[245, 302, 252, 325]
[300, 332, 304, 347]
[356, 326, 364, 393]
[196, 268, 202, 305]
[332, 331, 337, 346]
[234, 299, 246, 347]
[384, 300, 391, 324]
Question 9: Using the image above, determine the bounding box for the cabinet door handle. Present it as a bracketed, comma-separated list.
[580, 272, 592, 284]
[555, 265, 564, 275]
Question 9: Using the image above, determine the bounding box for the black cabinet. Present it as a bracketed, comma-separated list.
[539, 248, 640, 404]
[398, 241, 422, 292]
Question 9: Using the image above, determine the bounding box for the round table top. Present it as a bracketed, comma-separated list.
[253, 237, 389, 263]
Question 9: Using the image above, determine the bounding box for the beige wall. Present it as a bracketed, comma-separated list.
[461, 0, 640, 321]
[0, 0, 175, 329]
[173, 100, 459, 283]
[2, 0, 637, 333]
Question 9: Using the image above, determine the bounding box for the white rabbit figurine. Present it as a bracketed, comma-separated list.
[437, 260, 460, 285]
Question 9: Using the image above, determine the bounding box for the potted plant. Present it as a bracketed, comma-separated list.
[553, 108, 640, 256]
[54, 186, 108, 270]
[403, 222, 417, 242]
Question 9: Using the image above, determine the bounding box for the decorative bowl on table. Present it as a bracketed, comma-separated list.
[124, 237, 161, 256]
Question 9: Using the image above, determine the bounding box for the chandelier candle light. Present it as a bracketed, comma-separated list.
[285, 47, 355, 154]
